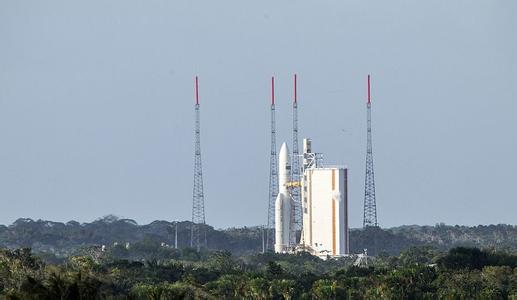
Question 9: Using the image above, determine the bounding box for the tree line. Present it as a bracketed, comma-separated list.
[1, 245, 516, 299]
[1, 216, 516, 258]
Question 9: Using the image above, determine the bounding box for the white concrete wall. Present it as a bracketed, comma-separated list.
[301, 167, 348, 255]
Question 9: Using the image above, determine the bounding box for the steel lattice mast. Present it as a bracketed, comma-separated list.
[363, 74, 378, 228]
[191, 76, 207, 250]
[291, 74, 302, 243]
[266, 76, 279, 251]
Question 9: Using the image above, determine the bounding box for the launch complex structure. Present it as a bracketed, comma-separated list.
[189, 74, 378, 257]
[266, 75, 364, 258]
[363, 75, 378, 228]
[268, 75, 378, 258]
[191, 76, 206, 251]
[273, 138, 350, 257]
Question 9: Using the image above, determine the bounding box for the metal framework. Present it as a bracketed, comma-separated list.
[303, 152, 323, 170]
[266, 76, 279, 251]
[363, 75, 378, 228]
[191, 76, 207, 250]
[291, 74, 302, 244]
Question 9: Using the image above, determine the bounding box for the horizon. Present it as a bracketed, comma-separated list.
[2, 215, 514, 230]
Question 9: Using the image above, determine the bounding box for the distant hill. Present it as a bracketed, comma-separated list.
[0, 215, 515, 257]
[0, 216, 262, 257]
[351, 224, 517, 255]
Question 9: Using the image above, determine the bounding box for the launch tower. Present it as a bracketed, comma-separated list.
[266, 77, 279, 251]
[291, 74, 302, 244]
[191, 76, 207, 250]
[363, 75, 378, 228]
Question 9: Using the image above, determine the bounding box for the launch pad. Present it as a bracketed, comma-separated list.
[274, 138, 350, 257]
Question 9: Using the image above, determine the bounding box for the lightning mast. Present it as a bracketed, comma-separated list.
[291, 74, 302, 243]
[191, 76, 207, 250]
[266, 77, 279, 251]
[363, 75, 378, 228]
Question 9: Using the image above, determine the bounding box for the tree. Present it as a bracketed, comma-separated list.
[481, 266, 514, 298]
[311, 279, 345, 300]
[271, 279, 297, 300]
[436, 270, 484, 298]
[399, 246, 438, 266]
[266, 261, 283, 279]
[437, 247, 488, 270]
[244, 277, 269, 300]
[206, 274, 243, 299]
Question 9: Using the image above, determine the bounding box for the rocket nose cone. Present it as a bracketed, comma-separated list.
[280, 142, 289, 157]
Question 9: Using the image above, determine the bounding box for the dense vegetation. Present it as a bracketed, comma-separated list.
[0, 216, 516, 298]
[1, 216, 516, 259]
[0, 245, 516, 299]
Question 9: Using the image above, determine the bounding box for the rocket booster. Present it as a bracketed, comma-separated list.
[278, 142, 290, 195]
[275, 142, 294, 253]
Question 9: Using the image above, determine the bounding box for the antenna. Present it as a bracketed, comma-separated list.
[363, 74, 378, 228]
[266, 76, 279, 251]
[191, 76, 207, 250]
[271, 77, 275, 105]
[291, 74, 302, 244]
[195, 76, 199, 105]
[294, 74, 297, 103]
[367, 74, 371, 104]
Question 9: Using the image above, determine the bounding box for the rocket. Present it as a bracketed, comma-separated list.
[275, 142, 295, 253]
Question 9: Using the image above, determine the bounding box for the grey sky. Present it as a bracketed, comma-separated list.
[1, 1, 516, 228]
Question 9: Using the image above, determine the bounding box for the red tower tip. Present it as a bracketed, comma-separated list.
[367, 74, 371, 104]
[271, 76, 275, 105]
[294, 74, 297, 103]
[195, 76, 199, 105]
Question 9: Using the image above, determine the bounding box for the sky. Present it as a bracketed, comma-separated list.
[1, 1, 516, 229]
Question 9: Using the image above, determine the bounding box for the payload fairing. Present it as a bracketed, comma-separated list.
[274, 142, 295, 253]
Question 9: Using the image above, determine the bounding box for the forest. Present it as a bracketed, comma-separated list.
[0, 245, 516, 299]
[0, 217, 516, 298]
[1, 216, 516, 258]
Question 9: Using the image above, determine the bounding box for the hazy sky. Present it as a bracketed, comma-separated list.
[1, 1, 516, 228]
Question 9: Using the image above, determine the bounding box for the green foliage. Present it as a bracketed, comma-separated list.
[3, 218, 516, 259]
[438, 247, 517, 270]
[399, 246, 439, 266]
[243, 277, 269, 299]
[266, 261, 283, 279]
[438, 247, 489, 270]
[0, 246, 516, 298]
[270, 279, 298, 300]
[311, 279, 348, 299]
[205, 274, 244, 299]
[131, 282, 201, 300]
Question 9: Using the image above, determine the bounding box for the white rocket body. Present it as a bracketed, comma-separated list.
[275, 142, 294, 253]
